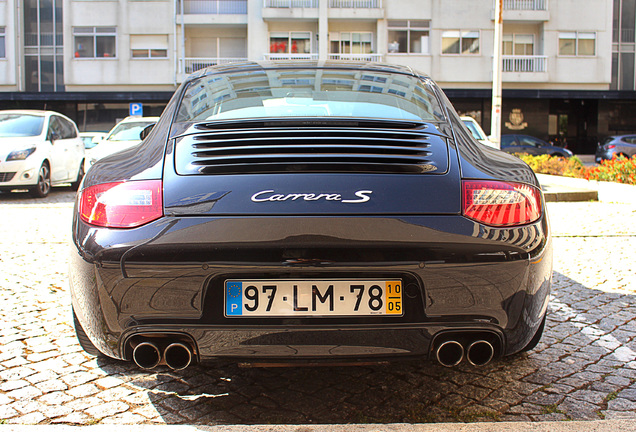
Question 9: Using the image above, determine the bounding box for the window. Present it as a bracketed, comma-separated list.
[269, 32, 311, 54]
[0, 28, 5, 58]
[52, 116, 78, 139]
[131, 35, 168, 59]
[387, 20, 430, 54]
[503, 34, 534, 55]
[73, 27, 116, 58]
[330, 32, 372, 54]
[559, 32, 596, 56]
[442, 30, 479, 55]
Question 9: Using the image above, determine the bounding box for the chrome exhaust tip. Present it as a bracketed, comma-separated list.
[164, 342, 192, 371]
[435, 340, 464, 367]
[466, 340, 495, 366]
[132, 341, 161, 370]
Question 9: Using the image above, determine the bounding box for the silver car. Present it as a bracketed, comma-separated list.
[596, 135, 636, 162]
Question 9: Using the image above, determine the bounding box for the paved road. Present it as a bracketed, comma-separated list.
[1, 189, 635, 425]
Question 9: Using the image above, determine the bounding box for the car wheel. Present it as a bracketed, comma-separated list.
[29, 163, 51, 198]
[519, 314, 546, 353]
[72, 308, 103, 357]
[71, 161, 85, 191]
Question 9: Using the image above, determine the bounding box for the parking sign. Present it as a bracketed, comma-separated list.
[129, 103, 143, 117]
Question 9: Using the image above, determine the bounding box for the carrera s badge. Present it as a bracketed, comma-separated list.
[251, 190, 372, 203]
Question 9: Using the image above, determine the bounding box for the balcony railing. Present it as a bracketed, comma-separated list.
[264, 0, 318, 7]
[502, 0, 546, 11]
[329, 0, 382, 7]
[180, 0, 247, 14]
[329, 53, 382, 62]
[502, 55, 547, 73]
[264, 53, 319, 60]
[181, 57, 248, 74]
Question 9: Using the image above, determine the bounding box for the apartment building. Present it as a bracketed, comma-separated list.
[0, 0, 622, 153]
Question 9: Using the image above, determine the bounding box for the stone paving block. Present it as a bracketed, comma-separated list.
[85, 400, 129, 419]
[607, 397, 636, 411]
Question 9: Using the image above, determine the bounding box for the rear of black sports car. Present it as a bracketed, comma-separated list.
[69, 62, 552, 370]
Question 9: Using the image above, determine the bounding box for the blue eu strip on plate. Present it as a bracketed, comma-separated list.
[226, 281, 243, 316]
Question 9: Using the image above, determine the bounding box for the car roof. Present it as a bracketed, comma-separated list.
[186, 61, 423, 81]
[0, 110, 52, 117]
[116, 116, 160, 124]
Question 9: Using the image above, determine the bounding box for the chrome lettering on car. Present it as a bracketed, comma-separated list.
[251, 190, 372, 204]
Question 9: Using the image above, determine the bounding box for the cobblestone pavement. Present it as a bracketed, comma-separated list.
[1, 189, 635, 425]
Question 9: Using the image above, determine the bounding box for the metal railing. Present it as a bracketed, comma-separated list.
[180, 0, 247, 14]
[502, 0, 546, 11]
[502, 55, 547, 73]
[263, 53, 319, 60]
[329, 0, 382, 7]
[181, 57, 248, 74]
[328, 53, 382, 61]
[264, 0, 318, 7]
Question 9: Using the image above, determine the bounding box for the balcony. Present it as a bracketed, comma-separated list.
[496, 0, 549, 21]
[502, 55, 546, 72]
[329, 53, 383, 62]
[179, 0, 247, 14]
[263, 53, 320, 60]
[503, 0, 546, 10]
[180, 57, 248, 74]
[329, 0, 382, 7]
[502, 55, 548, 82]
[264, 0, 318, 7]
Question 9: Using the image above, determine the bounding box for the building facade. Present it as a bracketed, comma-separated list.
[0, 0, 626, 153]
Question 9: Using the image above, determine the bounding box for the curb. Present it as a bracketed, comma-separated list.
[536, 174, 636, 204]
[2, 421, 636, 432]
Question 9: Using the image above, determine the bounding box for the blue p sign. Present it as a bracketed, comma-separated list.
[129, 103, 143, 117]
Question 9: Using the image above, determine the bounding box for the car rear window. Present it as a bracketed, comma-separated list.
[174, 68, 446, 124]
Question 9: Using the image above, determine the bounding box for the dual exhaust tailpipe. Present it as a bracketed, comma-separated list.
[435, 338, 497, 367]
[132, 341, 193, 371]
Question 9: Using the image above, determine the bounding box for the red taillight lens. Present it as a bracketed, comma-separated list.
[79, 180, 163, 228]
[462, 180, 542, 227]
[607, 144, 616, 149]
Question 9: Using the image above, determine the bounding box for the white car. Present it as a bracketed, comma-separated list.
[461, 116, 499, 149]
[79, 132, 107, 150]
[85, 116, 159, 171]
[0, 110, 85, 198]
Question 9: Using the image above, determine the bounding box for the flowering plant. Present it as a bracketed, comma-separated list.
[515, 154, 636, 186]
[584, 155, 636, 185]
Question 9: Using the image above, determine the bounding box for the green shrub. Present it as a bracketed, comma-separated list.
[516, 153, 586, 178]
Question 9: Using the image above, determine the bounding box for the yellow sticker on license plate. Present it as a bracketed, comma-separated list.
[225, 279, 403, 317]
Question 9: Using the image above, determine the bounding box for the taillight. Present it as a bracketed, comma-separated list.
[462, 180, 542, 227]
[79, 180, 163, 228]
[606, 144, 616, 149]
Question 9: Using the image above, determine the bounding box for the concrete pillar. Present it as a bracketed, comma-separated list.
[248, 1, 269, 61]
[318, 0, 329, 61]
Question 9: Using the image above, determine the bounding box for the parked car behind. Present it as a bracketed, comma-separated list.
[85, 116, 158, 171]
[501, 134, 573, 157]
[70, 61, 552, 371]
[0, 110, 85, 197]
[79, 132, 107, 150]
[595, 135, 636, 162]
[460, 116, 498, 149]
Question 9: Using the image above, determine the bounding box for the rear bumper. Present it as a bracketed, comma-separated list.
[69, 214, 552, 362]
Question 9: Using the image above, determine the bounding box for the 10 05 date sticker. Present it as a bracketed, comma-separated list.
[225, 280, 403, 317]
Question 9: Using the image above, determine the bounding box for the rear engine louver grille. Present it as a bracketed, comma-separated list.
[174, 121, 449, 175]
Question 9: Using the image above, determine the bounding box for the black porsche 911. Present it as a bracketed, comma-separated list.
[69, 61, 552, 371]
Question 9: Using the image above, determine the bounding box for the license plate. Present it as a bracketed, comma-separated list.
[225, 279, 403, 317]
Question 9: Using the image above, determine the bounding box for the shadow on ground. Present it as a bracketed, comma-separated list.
[89, 271, 636, 424]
